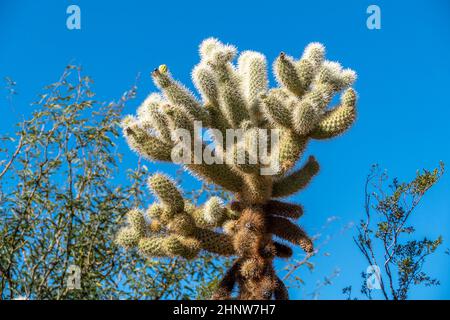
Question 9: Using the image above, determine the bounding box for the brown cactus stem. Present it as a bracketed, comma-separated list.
[214, 205, 278, 300]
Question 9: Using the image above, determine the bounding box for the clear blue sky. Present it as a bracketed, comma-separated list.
[1, 0, 449, 299]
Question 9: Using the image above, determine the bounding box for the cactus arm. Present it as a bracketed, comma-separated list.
[136, 93, 172, 143]
[193, 228, 235, 256]
[274, 276, 289, 300]
[273, 241, 293, 258]
[186, 162, 243, 193]
[211, 259, 241, 300]
[152, 66, 210, 123]
[238, 51, 268, 123]
[263, 200, 304, 219]
[277, 129, 308, 174]
[267, 216, 313, 253]
[148, 174, 185, 215]
[122, 119, 173, 162]
[310, 88, 357, 139]
[260, 92, 292, 128]
[138, 235, 200, 259]
[274, 52, 307, 97]
[272, 155, 320, 198]
[192, 63, 220, 106]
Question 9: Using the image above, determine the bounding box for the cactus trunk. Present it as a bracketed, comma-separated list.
[214, 204, 287, 300]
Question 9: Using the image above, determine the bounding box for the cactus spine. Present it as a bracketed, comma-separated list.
[117, 38, 358, 300]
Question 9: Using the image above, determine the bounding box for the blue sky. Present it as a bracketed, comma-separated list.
[1, 0, 449, 299]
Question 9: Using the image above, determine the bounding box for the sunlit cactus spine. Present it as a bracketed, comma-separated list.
[117, 38, 358, 300]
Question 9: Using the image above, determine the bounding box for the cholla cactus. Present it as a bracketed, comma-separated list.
[117, 38, 357, 300]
